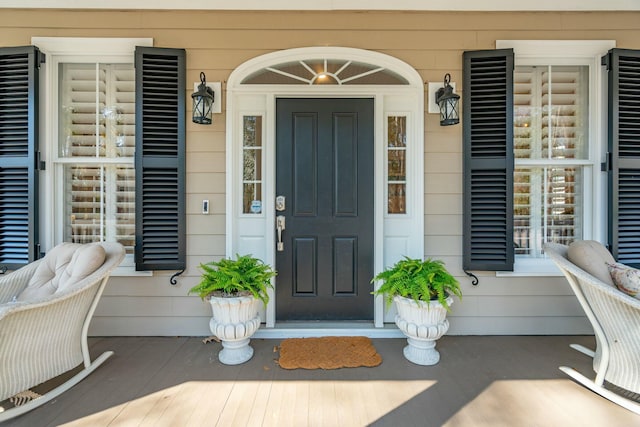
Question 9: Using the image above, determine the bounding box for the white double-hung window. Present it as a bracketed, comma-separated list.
[58, 63, 135, 254]
[35, 38, 153, 269]
[513, 65, 589, 256]
[497, 40, 615, 273]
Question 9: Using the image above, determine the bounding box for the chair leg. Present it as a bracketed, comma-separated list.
[560, 366, 640, 415]
[570, 343, 595, 358]
[0, 351, 113, 422]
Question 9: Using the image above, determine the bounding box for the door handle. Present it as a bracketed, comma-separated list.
[276, 215, 286, 251]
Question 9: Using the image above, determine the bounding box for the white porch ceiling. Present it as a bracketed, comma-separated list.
[1, 0, 639, 11]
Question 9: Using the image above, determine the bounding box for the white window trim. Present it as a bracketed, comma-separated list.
[34, 37, 153, 276]
[495, 40, 615, 276]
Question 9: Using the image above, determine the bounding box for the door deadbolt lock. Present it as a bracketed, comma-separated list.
[276, 195, 286, 211]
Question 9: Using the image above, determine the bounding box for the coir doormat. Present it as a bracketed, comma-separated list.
[277, 336, 382, 370]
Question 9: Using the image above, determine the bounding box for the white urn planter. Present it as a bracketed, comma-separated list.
[208, 295, 262, 365]
[394, 295, 453, 366]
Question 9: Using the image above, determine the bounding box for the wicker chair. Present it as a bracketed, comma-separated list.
[0, 242, 125, 421]
[545, 242, 640, 415]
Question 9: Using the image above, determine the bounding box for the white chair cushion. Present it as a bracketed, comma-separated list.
[566, 240, 616, 287]
[17, 243, 106, 301]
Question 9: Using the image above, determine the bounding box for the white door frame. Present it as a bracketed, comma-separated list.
[226, 47, 424, 334]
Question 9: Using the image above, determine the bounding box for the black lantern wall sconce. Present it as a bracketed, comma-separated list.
[192, 72, 215, 125]
[434, 73, 460, 126]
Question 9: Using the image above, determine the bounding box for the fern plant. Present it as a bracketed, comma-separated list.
[189, 254, 276, 305]
[371, 257, 461, 311]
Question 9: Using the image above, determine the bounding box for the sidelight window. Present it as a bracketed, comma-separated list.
[387, 116, 407, 214]
[242, 115, 264, 214]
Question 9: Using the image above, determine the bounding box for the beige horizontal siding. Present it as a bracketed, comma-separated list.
[187, 172, 226, 194]
[187, 130, 225, 152]
[89, 317, 211, 336]
[2, 10, 640, 32]
[186, 152, 225, 173]
[93, 294, 582, 318]
[449, 316, 592, 335]
[1, 8, 637, 335]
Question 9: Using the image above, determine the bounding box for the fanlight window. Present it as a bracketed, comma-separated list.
[242, 59, 409, 85]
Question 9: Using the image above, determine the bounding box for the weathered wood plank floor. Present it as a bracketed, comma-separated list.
[3, 336, 639, 426]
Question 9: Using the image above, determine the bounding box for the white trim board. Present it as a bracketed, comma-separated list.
[3, 0, 640, 11]
[31, 37, 153, 56]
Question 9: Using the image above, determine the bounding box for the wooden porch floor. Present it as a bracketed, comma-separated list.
[3, 335, 639, 427]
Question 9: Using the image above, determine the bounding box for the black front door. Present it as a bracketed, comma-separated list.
[275, 98, 374, 320]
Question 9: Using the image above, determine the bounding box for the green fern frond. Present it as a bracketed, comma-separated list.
[188, 254, 276, 305]
[371, 256, 462, 311]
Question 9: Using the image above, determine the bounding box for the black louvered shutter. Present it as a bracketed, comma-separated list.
[462, 49, 514, 271]
[134, 47, 186, 271]
[0, 46, 43, 270]
[604, 48, 640, 268]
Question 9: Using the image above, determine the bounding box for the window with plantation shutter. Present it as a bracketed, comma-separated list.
[30, 37, 189, 274]
[466, 40, 613, 274]
[604, 48, 640, 268]
[463, 49, 514, 271]
[0, 46, 43, 269]
[134, 47, 185, 271]
[513, 65, 589, 258]
[58, 63, 136, 258]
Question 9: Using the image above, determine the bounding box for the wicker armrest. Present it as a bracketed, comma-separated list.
[0, 261, 42, 304]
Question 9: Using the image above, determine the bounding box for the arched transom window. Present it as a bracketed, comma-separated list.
[241, 58, 410, 85]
